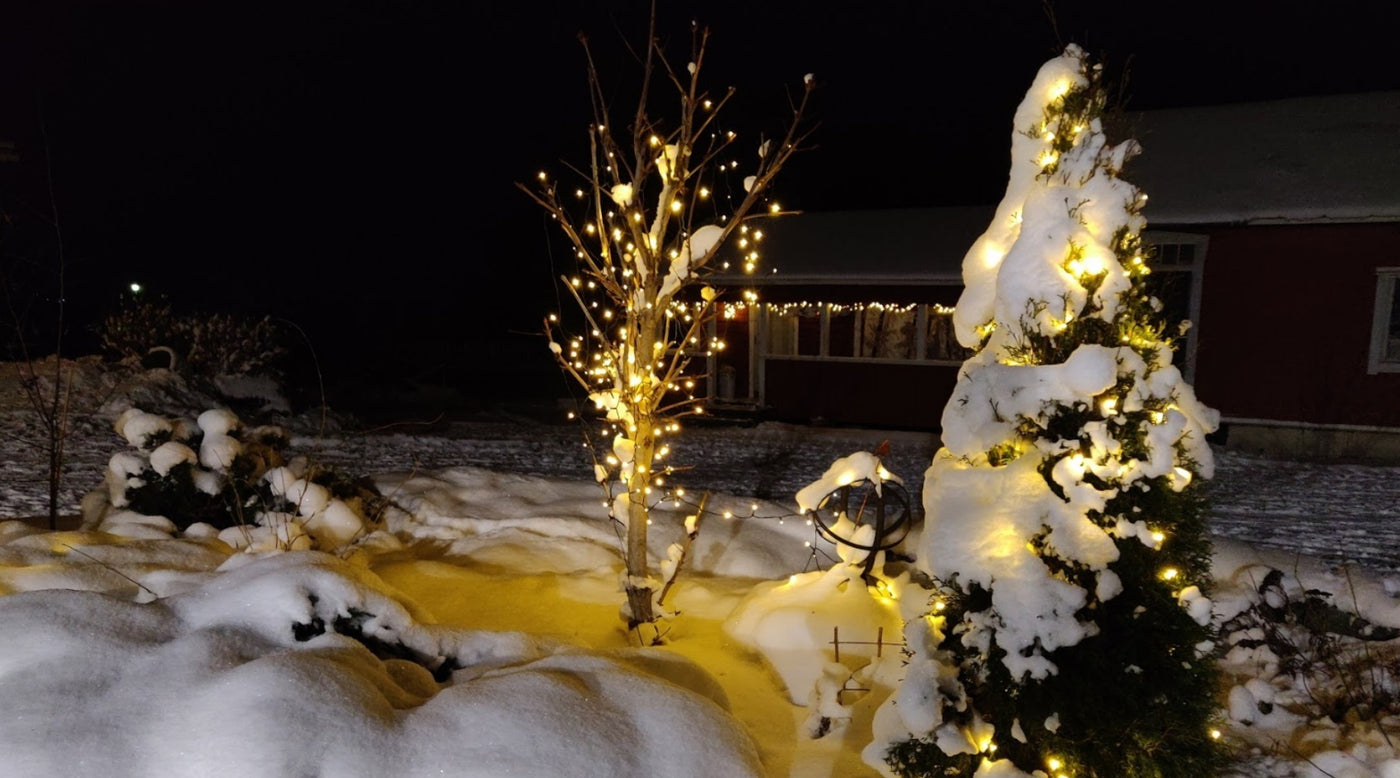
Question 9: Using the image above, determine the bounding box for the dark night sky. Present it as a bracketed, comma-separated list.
[2, 0, 1397, 410]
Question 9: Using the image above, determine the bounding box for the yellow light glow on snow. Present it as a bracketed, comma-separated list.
[980, 242, 1005, 269]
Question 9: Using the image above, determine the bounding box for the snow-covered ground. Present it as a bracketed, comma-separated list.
[4, 358, 1400, 777]
[9, 387, 1400, 575]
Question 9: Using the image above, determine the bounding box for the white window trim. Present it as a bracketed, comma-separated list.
[1368, 267, 1400, 374]
[1142, 230, 1208, 382]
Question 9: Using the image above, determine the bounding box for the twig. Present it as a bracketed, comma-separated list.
[657, 491, 707, 606]
[60, 543, 158, 599]
[353, 412, 447, 436]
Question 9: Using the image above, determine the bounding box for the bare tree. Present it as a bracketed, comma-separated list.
[518, 11, 815, 630]
[1, 117, 73, 530]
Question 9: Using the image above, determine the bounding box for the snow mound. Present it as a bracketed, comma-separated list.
[0, 552, 764, 778]
[379, 467, 815, 578]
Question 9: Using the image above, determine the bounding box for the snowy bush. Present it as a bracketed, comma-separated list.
[87, 407, 383, 551]
[1219, 568, 1400, 741]
[869, 45, 1223, 778]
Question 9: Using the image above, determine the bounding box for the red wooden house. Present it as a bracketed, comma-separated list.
[710, 92, 1400, 459]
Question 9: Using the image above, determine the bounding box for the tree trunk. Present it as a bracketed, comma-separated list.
[625, 413, 657, 626]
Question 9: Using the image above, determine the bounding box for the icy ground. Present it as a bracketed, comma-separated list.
[8, 405, 1398, 573]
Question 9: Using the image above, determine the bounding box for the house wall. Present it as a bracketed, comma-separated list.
[762, 358, 958, 429]
[710, 224, 1400, 456]
[1193, 222, 1400, 435]
[707, 284, 963, 426]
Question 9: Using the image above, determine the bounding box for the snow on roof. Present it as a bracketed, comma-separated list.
[1127, 91, 1400, 225]
[713, 92, 1399, 287]
[713, 206, 992, 286]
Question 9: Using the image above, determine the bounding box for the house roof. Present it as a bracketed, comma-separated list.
[714, 91, 1400, 286]
[1128, 91, 1400, 225]
[713, 205, 991, 286]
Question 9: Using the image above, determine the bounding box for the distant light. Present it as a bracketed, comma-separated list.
[129, 283, 142, 294]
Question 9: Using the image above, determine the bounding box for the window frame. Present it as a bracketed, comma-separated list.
[1367, 267, 1400, 374]
[1142, 231, 1208, 382]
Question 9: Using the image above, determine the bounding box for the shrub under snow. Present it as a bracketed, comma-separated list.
[86, 407, 384, 552]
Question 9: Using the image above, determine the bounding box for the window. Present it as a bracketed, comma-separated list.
[858, 307, 917, 359]
[1143, 232, 1208, 381]
[1369, 268, 1400, 374]
[765, 310, 797, 356]
[925, 308, 973, 362]
[760, 303, 969, 362]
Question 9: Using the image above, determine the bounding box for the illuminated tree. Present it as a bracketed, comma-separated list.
[868, 45, 1224, 777]
[518, 14, 814, 630]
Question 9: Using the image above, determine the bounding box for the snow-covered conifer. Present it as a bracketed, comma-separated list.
[870, 45, 1223, 778]
[519, 14, 814, 629]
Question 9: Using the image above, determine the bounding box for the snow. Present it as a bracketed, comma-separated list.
[0, 551, 763, 778]
[915, 43, 1222, 711]
[952, 45, 1089, 347]
[1127, 92, 1400, 226]
[920, 453, 1114, 680]
[659, 223, 725, 301]
[794, 450, 900, 512]
[4, 358, 1400, 775]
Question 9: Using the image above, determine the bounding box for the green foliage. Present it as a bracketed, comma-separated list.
[113, 410, 381, 537]
[121, 419, 290, 531]
[885, 49, 1223, 777]
[897, 503, 1224, 777]
[100, 301, 288, 381]
[125, 460, 243, 529]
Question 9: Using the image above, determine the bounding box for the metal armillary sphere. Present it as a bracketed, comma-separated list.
[808, 477, 912, 584]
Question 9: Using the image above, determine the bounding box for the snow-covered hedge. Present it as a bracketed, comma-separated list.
[84, 407, 383, 552]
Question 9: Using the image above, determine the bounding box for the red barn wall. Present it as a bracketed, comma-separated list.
[762, 358, 959, 429]
[1194, 223, 1400, 428]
